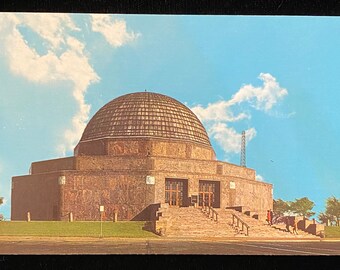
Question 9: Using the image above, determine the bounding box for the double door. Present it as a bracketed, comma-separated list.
[165, 179, 188, 206]
[199, 180, 220, 208]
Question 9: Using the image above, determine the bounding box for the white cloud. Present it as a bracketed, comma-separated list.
[0, 13, 100, 156]
[192, 73, 288, 123]
[1, 14, 140, 156]
[90, 14, 140, 47]
[209, 123, 256, 154]
[192, 100, 251, 122]
[190, 73, 288, 156]
[19, 13, 80, 49]
[256, 174, 264, 182]
[228, 73, 288, 111]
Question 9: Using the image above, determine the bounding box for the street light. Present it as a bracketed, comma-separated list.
[99, 205, 104, 238]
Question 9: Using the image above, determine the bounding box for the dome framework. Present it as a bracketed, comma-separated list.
[80, 92, 211, 147]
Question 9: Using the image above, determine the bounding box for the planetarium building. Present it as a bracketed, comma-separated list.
[11, 92, 273, 221]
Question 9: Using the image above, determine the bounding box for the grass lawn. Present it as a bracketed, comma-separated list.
[325, 226, 340, 238]
[0, 221, 158, 238]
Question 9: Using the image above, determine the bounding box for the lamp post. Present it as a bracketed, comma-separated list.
[99, 205, 104, 238]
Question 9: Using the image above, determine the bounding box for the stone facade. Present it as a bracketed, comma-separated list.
[75, 137, 216, 161]
[12, 139, 272, 221]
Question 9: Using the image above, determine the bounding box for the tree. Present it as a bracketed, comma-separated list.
[0, 197, 3, 221]
[273, 199, 290, 216]
[290, 197, 315, 218]
[318, 212, 333, 225]
[325, 196, 340, 226]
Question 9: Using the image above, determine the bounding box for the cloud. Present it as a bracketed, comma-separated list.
[256, 174, 264, 182]
[1, 14, 140, 156]
[192, 100, 251, 122]
[0, 13, 100, 156]
[19, 13, 80, 49]
[90, 14, 140, 47]
[228, 73, 288, 111]
[209, 123, 256, 154]
[191, 73, 288, 156]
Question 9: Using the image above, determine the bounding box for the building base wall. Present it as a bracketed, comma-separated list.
[11, 153, 273, 222]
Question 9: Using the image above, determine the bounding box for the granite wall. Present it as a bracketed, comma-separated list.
[11, 139, 272, 221]
[75, 138, 216, 160]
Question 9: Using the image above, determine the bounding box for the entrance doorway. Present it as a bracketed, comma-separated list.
[199, 180, 220, 208]
[165, 179, 188, 206]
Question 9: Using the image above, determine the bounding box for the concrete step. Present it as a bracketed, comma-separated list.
[160, 203, 169, 208]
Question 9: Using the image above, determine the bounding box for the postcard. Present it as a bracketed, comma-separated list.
[0, 13, 339, 255]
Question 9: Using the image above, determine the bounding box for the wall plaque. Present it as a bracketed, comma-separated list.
[58, 176, 66, 185]
[230, 181, 236, 189]
[146, 176, 155, 185]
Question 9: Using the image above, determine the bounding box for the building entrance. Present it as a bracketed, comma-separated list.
[199, 180, 220, 208]
[165, 179, 188, 206]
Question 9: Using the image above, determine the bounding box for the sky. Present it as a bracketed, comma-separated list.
[0, 13, 339, 220]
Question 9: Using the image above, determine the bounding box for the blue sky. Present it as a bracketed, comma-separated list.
[0, 14, 339, 220]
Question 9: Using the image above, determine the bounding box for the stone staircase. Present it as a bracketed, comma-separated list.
[156, 205, 238, 238]
[155, 204, 320, 239]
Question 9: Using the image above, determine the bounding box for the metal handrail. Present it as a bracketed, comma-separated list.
[201, 200, 218, 222]
[232, 213, 250, 236]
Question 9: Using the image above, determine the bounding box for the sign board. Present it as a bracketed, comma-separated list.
[99, 205, 104, 212]
[58, 176, 66, 185]
[229, 181, 236, 189]
[146, 176, 155, 185]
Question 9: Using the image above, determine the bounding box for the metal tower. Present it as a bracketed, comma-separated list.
[240, 130, 246, 167]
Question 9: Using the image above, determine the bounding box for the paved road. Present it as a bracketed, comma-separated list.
[0, 237, 339, 255]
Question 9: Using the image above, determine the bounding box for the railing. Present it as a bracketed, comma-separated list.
[201, 201, 218, 222]
[232, 213, 250, 236]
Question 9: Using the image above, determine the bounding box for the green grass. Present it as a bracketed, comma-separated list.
[325, 226, 340, 238]
[0, 221, 158, 238]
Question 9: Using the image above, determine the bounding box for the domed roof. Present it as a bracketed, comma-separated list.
[80, 92, 211, 147]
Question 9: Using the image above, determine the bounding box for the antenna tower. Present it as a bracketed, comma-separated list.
[240, 130, 246, 167]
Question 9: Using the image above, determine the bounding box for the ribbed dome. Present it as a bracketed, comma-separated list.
[80, 92, 211, 147]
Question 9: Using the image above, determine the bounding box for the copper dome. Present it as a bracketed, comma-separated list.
[80, 92, 211, 147]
